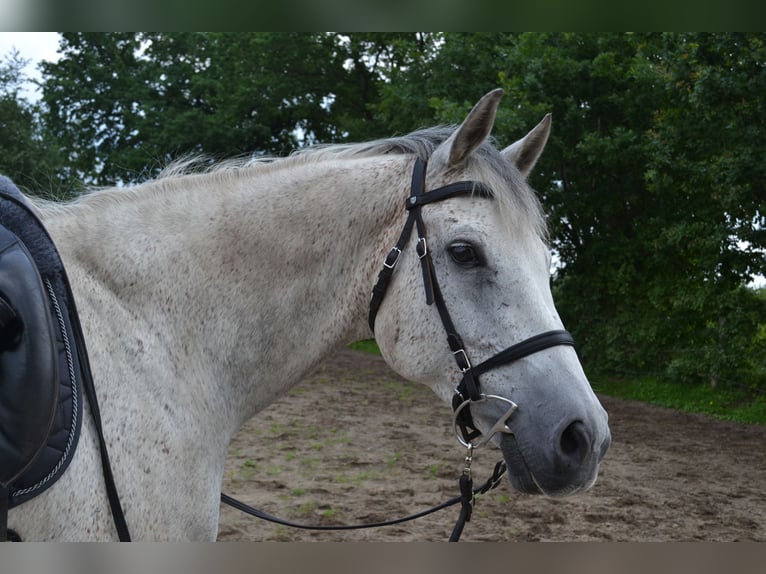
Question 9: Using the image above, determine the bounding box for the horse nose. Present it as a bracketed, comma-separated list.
[556, 419, 610, 470]
[557, 420, 592, 469]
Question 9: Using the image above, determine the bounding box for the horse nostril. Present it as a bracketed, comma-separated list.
[559, 420, 590, 465]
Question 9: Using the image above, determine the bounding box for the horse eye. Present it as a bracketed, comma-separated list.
[448, 243, 481, 267]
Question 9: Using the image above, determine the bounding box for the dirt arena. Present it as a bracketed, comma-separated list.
[218, 349, 766, 541]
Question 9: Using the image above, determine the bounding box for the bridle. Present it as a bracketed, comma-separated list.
[364, 157, 578, 540]
[368, 157, 576, 447]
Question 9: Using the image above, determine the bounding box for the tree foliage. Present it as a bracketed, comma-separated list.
[40, 33, 349, 184]
[0, 49, 70, 196]
[3, 32, 765, 391]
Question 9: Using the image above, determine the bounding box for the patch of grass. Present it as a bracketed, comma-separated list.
[236, 459, 259, 481]
[427, 463, 443, 478]
[321, 508, 337, 519]
[348, 339, 381, 355]
[386, 452, 402, 467]
[268, 525, 294, 542]
[592, 376, 766, 425]
[304, 423, 320, 440]
[352, 469, 380, 484]
[265, 465, 283, 476]
[267, 421, 289, 437]
[332, 469, 382, 486]
[297, 500, 318, 516]
[298, 455, 320, 471]
[384, 379, 415, 402]
[336, 434, 351, 446]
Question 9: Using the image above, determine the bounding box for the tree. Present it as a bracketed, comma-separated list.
[491, 33, 676, 375]
[492, 32, 765, 388]
[0, 48, 69, 197]
[39, 33, 353, 185]
[642, 33, 766, 386]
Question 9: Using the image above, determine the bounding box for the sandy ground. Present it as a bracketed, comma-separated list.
[217, 349, 766, 542]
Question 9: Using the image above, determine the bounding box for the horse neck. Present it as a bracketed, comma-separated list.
[43, 155, 410, 431]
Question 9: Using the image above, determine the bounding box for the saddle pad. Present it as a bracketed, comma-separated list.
[0, 176, 83, 508]
[0, 224, 59, 487]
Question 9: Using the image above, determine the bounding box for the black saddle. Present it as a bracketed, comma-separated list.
[0, 178, 84, 540]
[0, 224, 59, 489]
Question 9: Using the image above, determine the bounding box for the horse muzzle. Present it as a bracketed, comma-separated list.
[452, 391, 611, 496]
[499, 413, 611, 496]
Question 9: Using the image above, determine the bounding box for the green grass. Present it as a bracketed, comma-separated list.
[348, 339, 381, 355]
[347, 340, 766, 425]
[592, 376, 766, 425]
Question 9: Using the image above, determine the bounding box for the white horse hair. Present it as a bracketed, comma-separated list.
[9, 89, 609, 540]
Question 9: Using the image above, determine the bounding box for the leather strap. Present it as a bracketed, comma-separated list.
[471, 330, 575, 379]
[60, 265, 131, 542]
[368, 159, 491, 332]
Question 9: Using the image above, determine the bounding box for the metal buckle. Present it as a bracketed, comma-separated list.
[383, 247, 402, 269]
[416, 237, 428, 259]
[452, 348, 471, 373]
[452, 394, 518, 450]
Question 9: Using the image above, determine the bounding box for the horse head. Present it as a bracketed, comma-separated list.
[372, 89, 611, 496]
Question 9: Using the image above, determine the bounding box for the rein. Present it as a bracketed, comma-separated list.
[223, 158, 576, 541]
[221, 459, 507, 537]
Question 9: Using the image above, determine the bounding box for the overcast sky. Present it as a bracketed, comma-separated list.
[0, 32, 61, 101]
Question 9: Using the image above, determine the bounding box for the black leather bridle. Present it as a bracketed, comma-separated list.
[368, 158, 576, 445]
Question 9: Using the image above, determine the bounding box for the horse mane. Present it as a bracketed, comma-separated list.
[156, 126, 461, 179]
[160, 126, 548, 240]
[160, 126, 506, 180]
[37, 126, 548, 241]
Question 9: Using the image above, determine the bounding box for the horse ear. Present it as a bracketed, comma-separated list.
[444, 88, 504, 167]
[501, 114, 551, 178]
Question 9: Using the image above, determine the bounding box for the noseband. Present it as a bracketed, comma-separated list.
[369, 158, 576, 445]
